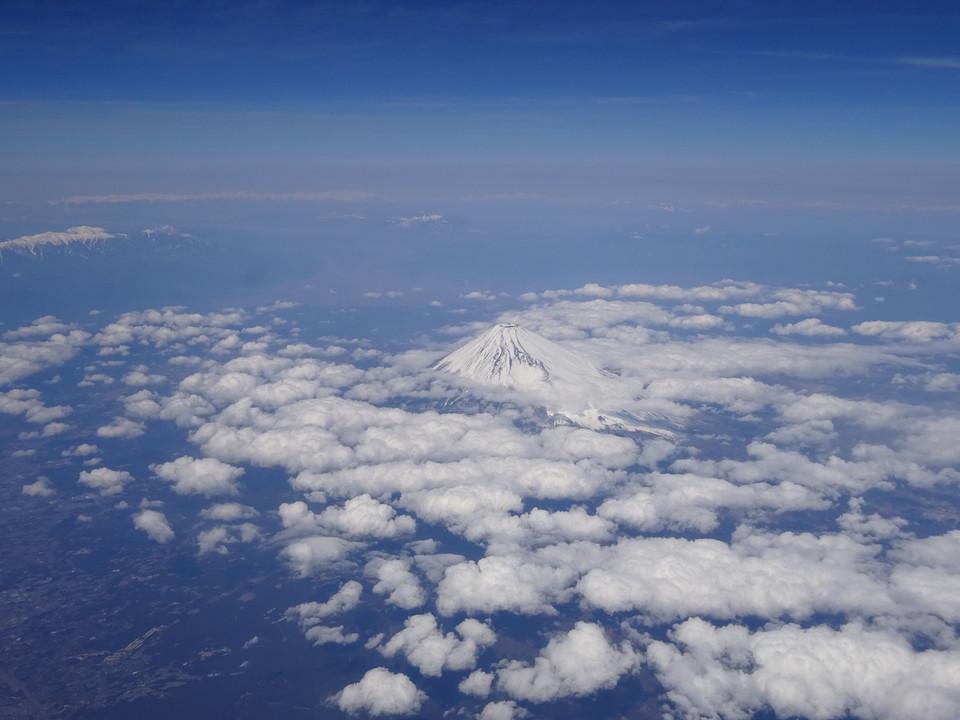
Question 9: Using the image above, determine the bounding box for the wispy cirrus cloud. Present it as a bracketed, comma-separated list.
[50, 190, 380, 205]
[900, 55, 960, 70]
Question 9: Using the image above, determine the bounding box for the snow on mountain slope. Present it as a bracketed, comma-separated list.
[432, 323, 612, 390]
[432, 323, 677, 439]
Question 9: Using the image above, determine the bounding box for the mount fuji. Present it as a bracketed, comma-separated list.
[432, 323, 677, 438]
[432, 323, 613, 389]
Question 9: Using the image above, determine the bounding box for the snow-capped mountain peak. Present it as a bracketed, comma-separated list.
[432, 323, 678, 439]
[432, 323, 610, 390]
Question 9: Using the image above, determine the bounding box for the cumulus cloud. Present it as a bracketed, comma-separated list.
[79, 467, 133, 496]
[597, 473, 828, 533]
[305, 625, 360, 645]
[63, 443, 100, 457]
[22, 477, 55, 497]
[461, 290, 500, 301]
[316, 495, 416, 538]
[576, 529, 897, 621]
[3, 315, 76, 340]
[96, 416, 146, 439]
[367, 558, 427, 609]
[378, 613, 495, 677]
[287, 580, 364, 629]
[278, 497, 416, 540]
[853, 320, 960, 343]
[200, 502, 258, 521]
[122, 365, 167, 386]
[33, 276, 960, 719]
[133, 509, 175, 543]
[647, 618, 960, 720]
[0, 388, 71, 423]
[478, 701, 529, 720]
[197, 523, 259, 554]
[496, 622, 638, 701]
[197, 526, 232, 555]
[436, 553, 576, 616]
[771, 317, 847, 336]
[151, 456, 244, 496]
[280, 536, 361, 576]
[720, 288, 858, 318]
[0, 326, 90, 385]
[334, 667, 426, 716]
[459, 669, 494, 697]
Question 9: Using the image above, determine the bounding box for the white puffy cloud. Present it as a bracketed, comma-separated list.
[668, 313, 725, 330]
[894, 371, 960, 392]
[334, 668, 426, 716]
[197, 526, 232, 555]
[304, 625, 359, 645]
[367, 558, 427, 609]
[478, 701, 529, 720]
[122, 366, 167, 386]
[79, 467, 133, 496]
[771, 317, 847, 336]
[96, 416, 145, 439]
[37, 279, 960, 718]
[453, 506, 615, 550]
[598, 473, 828, 533]
[22, 477, 55, 497]
[63, 443, 100, 457]
[673, 441, 897, 496]
[133, 509, 175, 543]
[278, 497, 416, 541]
[540, 280, 759, 303]
[317, 495, 416, 538]
[2, 315, 74, 340]
[93, 307, 248, 349]
[287, 580, 364, 629]
[0, 326, 90, 385]
[436, 553, 577, 616]
[151, 456, 244, 496]
[0, 388, 71, 423]
[400, 485, 524, 529]
[378, 613, 495, 677]
[196, 523, 259, 555]
[720, 288, 858, 318]
[853, 320, 960, 343]
[576, 529, 898, 622]
[280, 536, 360, 576]
[200, 502, 258, 521]
[647, 618, 960, 720]
[459, 669, 494, 697]
[496, 622, 638, 701]
[41, 421, 70, 436]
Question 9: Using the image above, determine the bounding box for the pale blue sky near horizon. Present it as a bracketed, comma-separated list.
[2, 1, 959, 207]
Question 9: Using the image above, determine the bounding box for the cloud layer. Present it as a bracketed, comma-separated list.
[6, 277, 960, 719]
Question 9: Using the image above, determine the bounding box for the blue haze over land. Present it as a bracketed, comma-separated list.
[3, 2, 960, 719]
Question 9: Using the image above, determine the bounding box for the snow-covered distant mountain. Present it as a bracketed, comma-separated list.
[433, 323, 678, 438]
[432, 323, 613, 389]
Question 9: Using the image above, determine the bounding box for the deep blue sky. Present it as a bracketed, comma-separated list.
[2, 1, 959, 204]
